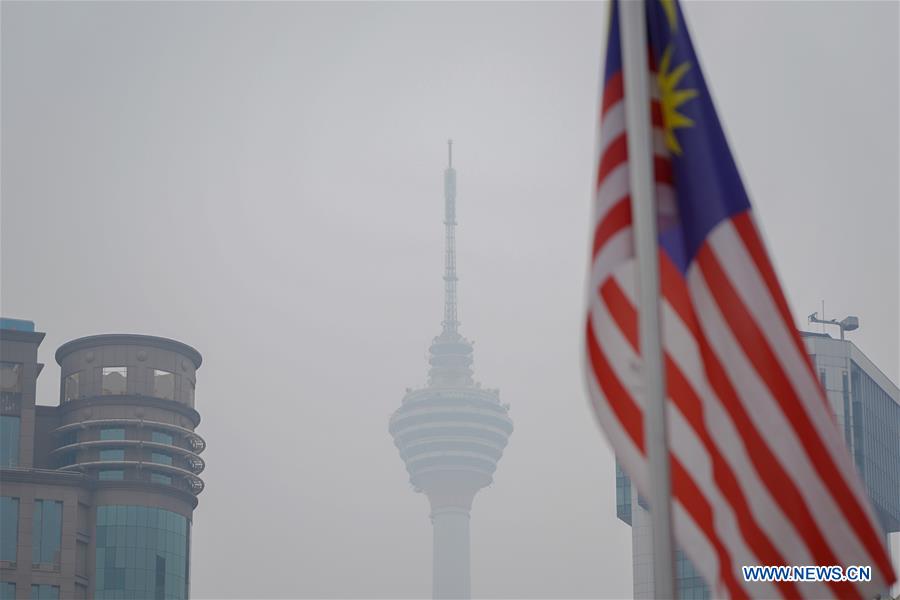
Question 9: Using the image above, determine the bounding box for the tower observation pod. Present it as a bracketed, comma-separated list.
[389, 141, 513, 600]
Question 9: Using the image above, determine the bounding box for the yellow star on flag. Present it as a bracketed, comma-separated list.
[657, 44, 698, 156]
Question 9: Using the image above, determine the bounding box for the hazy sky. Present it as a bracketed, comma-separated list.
[2, 2, 898, 598]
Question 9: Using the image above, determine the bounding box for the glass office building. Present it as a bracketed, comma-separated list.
[805, 333, 900, 538]
[616, 332, 899, 598]
[1, 322, 206, 599]
[616, 463, 710, 599]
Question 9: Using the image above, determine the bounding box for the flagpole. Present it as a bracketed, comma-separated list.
[618, 1, 676, 598]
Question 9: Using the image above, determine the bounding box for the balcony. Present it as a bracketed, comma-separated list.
[49, 439, 205, 474]
[57, 460, 204, 495]
[54, 417, 205, 454]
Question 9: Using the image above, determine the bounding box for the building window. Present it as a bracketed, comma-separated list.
[95, 505, 190, 600]
[77, 503, 90, 536]
[0, 362, 22, 394]
[101, 367, 127, 395]
[151, 452, 172, 466]
[0, 583, 14, 600]
[98, 470, 124, 481]
[64, 372, 80, 402]
[30, 585, 59, 600]
[156, 554, 167, 600]
[615, 460, 632, 526]
[0, 416, 20, 467]
[151, 473, 172, 485]
[676, 547, 710, 599]
[186, 379, 195, 405]
[58, 452, 76, 468]
[849, 361, 900, 533]
[32, 500, 62, 567]
[841, 371, 852, 450]
[76, 540, 87, 576]
[151, 431, 173, 445]
[99, 449, 124, 462]
[100, 428, 125, 441]
[1, 497, 18, 562]
[152, 370, 175, 401]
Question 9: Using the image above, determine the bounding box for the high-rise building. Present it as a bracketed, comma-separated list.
[389, 143, 513, 600]
[1, 318, 206, 600]
[802, 331, 899, 541]
[615, 330, 899, 599]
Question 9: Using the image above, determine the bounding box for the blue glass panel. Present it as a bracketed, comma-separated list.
[675, 547, 710, 599]
[100, 449, 124, 461]
[0, 497, 18, 561]
[30, 585, 59, 600]
[95, 506, 189, 600]
[0, 582, 14, 600]
[150, 473, 172, 485]
[151, 431, 173, 445]
[32, 505, 40, 563]
[100, 428, 125, 441]
[99, 470, 124, 481]
[31, 500, 62, 565]
[0, 416, 20, 467]
[850, 361, 900, 533]
[150, 453, 172, 466]
[614, 460, 632, 525]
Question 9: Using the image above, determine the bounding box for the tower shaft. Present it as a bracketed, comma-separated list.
[432, 507, 471, 600]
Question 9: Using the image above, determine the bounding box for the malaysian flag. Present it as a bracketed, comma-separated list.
[585, 1, 896, 598]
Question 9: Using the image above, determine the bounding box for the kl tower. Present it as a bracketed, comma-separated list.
[389, 141, 513, 600]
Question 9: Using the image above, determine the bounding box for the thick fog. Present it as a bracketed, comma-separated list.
[2, 2, 897, 598]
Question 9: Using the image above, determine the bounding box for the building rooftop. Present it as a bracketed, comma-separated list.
[799, 330, 832, 339]
[55, 333, 203, 368]
[0, 317, 35, 332]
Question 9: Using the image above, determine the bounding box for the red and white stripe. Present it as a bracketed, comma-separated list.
[585, 68, 894, 598]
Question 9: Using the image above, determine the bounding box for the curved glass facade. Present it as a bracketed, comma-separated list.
[95, 505, 189, 600]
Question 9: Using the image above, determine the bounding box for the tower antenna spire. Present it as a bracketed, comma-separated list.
[442, 139, 458, 336]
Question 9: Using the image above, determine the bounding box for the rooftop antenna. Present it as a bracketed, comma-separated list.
[809, 308, 859, 341]
[821, 300, 825, 334]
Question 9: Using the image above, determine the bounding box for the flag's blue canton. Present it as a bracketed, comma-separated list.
[645, 0, 751, 273]
[603, 1, 623, 85]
